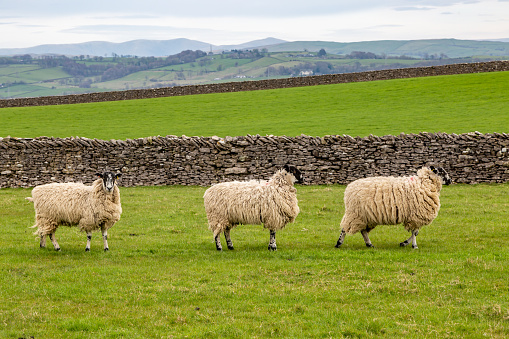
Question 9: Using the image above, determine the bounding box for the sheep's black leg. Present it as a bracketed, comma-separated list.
[49, 233, 60, 251]
[214, 234, 223, 251]
[268, 230, 277, 251]
[85, 233, 92, 251]
[102, 229, 109, 251]
[399, 234, 411, 247]
[224, 228, 234, 250]
[361, 230, 374, 248]
[400, 230, 419, 249]
[40, 234, 46, 248]
[412, 230, 419, 249]
[335, 229, 346, 248]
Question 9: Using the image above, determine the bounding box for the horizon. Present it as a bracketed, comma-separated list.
[1, 37, 509, 58]
[3, 36, 509, 50]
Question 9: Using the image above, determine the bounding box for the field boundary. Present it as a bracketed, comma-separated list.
[1, 60, 508, 108]
[1, 132, 508, 188]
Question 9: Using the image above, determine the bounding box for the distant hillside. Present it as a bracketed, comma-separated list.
[267, 39, 509, 58]
[0, 39, 214, 57]
[0, 38, 286, 57]
[265, 39, 509, 58]
[0, 47, 505, 99]
[1, 38, 509, 59]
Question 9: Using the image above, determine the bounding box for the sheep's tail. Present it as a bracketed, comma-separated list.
[25, 197, 37, 230]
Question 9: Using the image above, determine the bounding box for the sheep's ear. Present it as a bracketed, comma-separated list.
[283, 164, 290, 172]
[95, 172, 102, 178]
[430, 166, 437, 173]
[116, 173, 122, 179]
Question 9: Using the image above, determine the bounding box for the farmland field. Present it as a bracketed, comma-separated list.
[1, 72, 509, 338]
[1, 71, 508, 140]
[1, 183, 508, 338]
[1, 48, 504, 99]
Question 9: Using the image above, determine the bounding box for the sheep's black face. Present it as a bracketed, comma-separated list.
[283, 164, 303, 184]
[96, 172, 122, 193]
[430, 166, 452, 185]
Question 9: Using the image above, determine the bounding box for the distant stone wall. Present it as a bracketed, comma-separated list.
[1, 132, 508, 188]
[1, 60, 508, 108]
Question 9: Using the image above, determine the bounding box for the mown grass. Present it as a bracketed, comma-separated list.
[1, 183, 508, 338]
[1, 71, 508, 140]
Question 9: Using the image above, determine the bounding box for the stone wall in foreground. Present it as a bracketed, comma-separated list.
[1, 132, 508, 188]
[1, 60, 508, 108]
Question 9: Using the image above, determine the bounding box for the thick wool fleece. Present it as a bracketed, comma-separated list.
[341, 167, 442, 234]
[203, 169, 299, 236]
[30, 179, 122, 236]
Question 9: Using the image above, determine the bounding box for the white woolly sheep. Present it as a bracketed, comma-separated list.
[203, 164, 302, 251]
[335, 166, 451, 249]
[27, 172, 122, 251]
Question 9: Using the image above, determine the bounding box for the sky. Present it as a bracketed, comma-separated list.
[1, 0, 508, 48]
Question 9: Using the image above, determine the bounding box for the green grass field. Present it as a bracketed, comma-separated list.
[1, 72, 509, 338]
[1, 183, 508, 338]
[1, 71, 508, 140]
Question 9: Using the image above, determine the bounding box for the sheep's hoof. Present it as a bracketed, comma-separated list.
[55, 247, 61, 251]
[412, 245, 418, 249]
[366, 244, 374, 248]
[227, 246, 234, 250]
[85, 248, 90, 252]
[268, 245, 277, 251]
[400, 242, 408, 247]
[335, 242, 342, 248]
[216, 247, 222, 251]
[104, 248, 109, 252]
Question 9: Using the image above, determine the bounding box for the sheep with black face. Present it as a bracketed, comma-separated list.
[335, 166, 451, 249]
[204, 165, 302, 251]
[27, 172, 122, 251]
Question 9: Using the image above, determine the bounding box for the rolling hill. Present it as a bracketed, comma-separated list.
[266, 39, 509, 58]
[1, 38, 508, 58]
[0, 38, 287, 57]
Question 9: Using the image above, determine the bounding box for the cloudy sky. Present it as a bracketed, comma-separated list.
[1, 0, 508, 48]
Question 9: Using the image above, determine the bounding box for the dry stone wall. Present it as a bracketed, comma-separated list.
[1, 132, 508, 188]
[1, 61, 508, 108]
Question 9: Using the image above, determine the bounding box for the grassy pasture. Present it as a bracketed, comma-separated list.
[1, 71, 508, 140]
[0, 66, 69, 83]
[1, 183, 508, 338]
[0, 64, 40, 76]
[1, 71, 509, 337]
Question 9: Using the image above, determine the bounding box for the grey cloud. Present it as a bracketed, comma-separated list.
[2, 1, 478, 18]
[64, 24, 180, 34]
[332, 24, 404, 36]
[94, 15, 159, 20]
[1, 0, 488, 21]
[394, 7, 435, 11]
[63, 24, 228, 37]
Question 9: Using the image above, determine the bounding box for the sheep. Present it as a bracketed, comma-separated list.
[335, 166, 451, 249]
[27, 172, 122, 251]
[203, 164, 302, 251]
